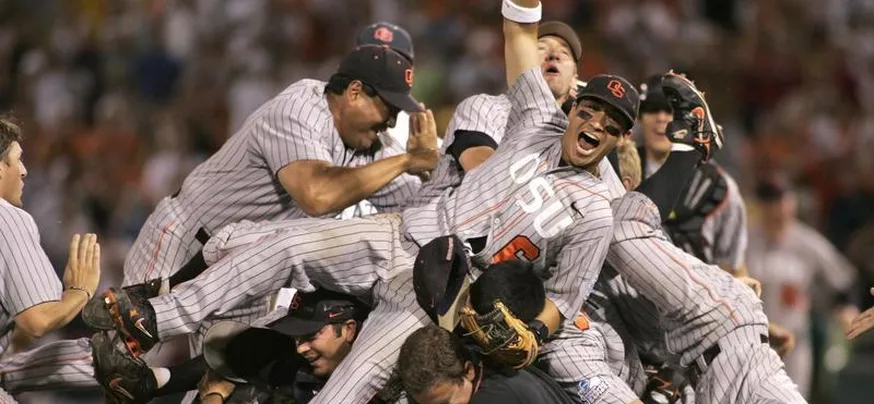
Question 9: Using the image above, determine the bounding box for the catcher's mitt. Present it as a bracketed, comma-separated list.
[460, 301, 539, 369]
[664, 162, 728, 263]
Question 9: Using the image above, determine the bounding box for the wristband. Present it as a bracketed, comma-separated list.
[502, 0, 542, 24]
[67, 286, 92, 301]
[527, 319, 549, 345]
[200, 390, 231, 401]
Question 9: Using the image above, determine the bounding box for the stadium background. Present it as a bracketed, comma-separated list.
[1, 0, 873, 403]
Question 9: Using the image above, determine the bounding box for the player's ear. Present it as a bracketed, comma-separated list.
[346, 80, 364, 102]
[343, 319, 357, 343]
[463, 361, 476, 382]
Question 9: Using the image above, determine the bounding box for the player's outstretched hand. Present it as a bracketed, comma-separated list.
[198, 370, 236, 403]
[847, 288, 874, 340]
[62, 233, 101, 297]
[406, 105, 439, 175]
[768, 322, 795, 357]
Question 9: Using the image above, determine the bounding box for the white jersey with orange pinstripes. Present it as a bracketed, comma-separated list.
[123, 79, 421, 285]
[403, 67, 615, 320]
[0, 200, 97, 393]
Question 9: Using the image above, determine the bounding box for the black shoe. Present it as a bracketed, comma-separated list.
[100, 287, 159, 358]
[660, 71, 723, 162]
[83, 279, 162, 330]
[90, 331, 157, 403]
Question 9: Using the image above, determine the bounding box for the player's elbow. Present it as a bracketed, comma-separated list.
[14, 310, 51, 338]
[294, 190, 337, 217]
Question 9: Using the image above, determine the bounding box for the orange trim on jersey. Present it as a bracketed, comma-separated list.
[640, 203, 740, 325]
[143, 221, 177, 281]
[553, 179, 610, 201]
[492, 210, 528, 240]
[454, 158, 550, 231]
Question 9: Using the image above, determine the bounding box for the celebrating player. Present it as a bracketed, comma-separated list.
[0, 115, 102, 398]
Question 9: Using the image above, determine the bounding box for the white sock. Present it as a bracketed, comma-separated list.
[151, 367, 171, 388]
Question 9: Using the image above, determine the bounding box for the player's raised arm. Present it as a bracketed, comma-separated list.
[502, 0, 541, 87]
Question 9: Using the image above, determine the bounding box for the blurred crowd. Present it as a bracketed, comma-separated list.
[2, 0, 874, 403]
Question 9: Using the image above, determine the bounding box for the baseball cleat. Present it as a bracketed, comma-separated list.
[90, 331, 157, 404]
[83, 279, 162, 330]
[660, 71, 722, 162]
[100, 287, 159, 358]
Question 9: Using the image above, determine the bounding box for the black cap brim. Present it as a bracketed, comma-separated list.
[378, 89, 422, 113]
[271, 317, 329, 337]
[578, 93, 635, 131]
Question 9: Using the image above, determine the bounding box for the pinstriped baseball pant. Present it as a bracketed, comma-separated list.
[0, 338, 96, 395]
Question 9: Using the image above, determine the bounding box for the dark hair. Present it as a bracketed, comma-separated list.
[0, 114, 23, 162]
[470, 260, 545, 322]
[325, 74, 380, 98]
[398, 325, 471, 395]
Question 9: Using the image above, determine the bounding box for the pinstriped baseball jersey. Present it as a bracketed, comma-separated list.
[607, 191, 768, 367]
[404, 68, 615, 319]
[406, 94, 511, 207]
[175, 78, 419, 233]
[0, 199, 63, 354]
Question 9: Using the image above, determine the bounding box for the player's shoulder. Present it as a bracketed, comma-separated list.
[610, 191, 659, 224]
[259, 79, 332, 126]
[0, 199, 37, 231]
[566, 172, 613, 217]
[457, 93, 511, 111]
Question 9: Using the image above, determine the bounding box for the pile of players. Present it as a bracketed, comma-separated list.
[4, 1, 874, 403]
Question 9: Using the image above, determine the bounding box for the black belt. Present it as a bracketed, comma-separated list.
[688, 334, 769, 387]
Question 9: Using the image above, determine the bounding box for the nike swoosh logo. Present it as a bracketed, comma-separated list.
[133, 318, 154, 339]
[109, 377, 134, 400]
[327, 312, 343, 319]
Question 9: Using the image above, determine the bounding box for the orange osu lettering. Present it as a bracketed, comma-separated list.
[492, 235, 541, 263]
[607, 80, 626, 98]
[373, 26, 394, 43]
[404, 68, 414, 86]
[574, 313, 590, 331]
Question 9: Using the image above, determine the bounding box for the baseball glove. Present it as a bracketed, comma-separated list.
[460, 301, 538, 369]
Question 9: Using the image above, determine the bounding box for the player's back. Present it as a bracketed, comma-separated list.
[174, 79, 391, 233]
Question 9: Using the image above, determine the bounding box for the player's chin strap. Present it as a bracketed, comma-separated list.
[460, 301, 539, 369]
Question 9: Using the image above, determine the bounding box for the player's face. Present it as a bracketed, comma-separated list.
[296, 321, 355, 377]
[339, 81, 397, 151]
[410, 363, 476, 404]
[0, 142, 27, 207]
[640, 110, 673, 156]
[561, 99, 627, 170]
[537, 36, 577, 101]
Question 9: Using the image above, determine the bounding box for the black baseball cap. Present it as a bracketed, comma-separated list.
[337, 45, 422, 113]
[576, 74, 640, 131]
[202, 289, 368, 382]
[538, 21, 583, 61]
[639, 74, 672, 114]
[413, 235, 473, 332]
[356, 22, 414, 63]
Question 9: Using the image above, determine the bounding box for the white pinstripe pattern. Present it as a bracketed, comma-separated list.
[0, 388, 16, 403]
[0, 338, 97, 394]
[0, 200, 63, 356]
[123, 79, 420, 286]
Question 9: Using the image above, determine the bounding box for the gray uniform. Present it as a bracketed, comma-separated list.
[141, 67, 619, 403]
[746, 222, 856, 398]
[607, 192, 805, 404]
[123, 79, 420, 356]
[0, 199, 97, 399]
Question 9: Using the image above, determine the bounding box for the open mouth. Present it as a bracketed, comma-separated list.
[578, 131, 600, 151]
[544, 63, 560, 75]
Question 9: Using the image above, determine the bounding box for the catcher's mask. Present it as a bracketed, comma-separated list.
[413, 235, 473, 331]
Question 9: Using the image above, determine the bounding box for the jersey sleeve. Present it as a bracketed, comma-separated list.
[710, 174, 748, 271]
[443, 94, 511, 150]
[0, 206, 63, 317]
[504, 68, 568, 145]
[546, 198, 614, 320]
[366, 134, 421, 212]
[253, 96, 334, 175]
[805, 227, 857, 295]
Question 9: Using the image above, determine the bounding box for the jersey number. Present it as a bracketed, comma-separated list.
[492, 235, 541, 263]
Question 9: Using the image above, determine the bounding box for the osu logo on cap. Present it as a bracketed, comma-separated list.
[404, 68, 414, 87]
[374, 26, 394, 43]
[607, 80, 626, 98]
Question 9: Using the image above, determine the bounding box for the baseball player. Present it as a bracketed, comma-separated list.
[636, 75, 748, 275]
[89, 37, 432, 317]
[0, 116, 102, 399]
[87, 2, 649, 401]
[746, 176, 858, 398]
